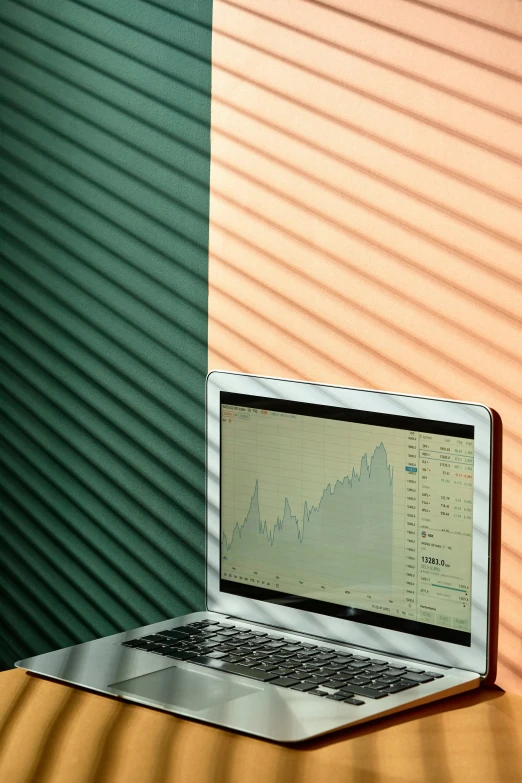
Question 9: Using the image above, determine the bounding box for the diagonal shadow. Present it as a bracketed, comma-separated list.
[400, 0, 522, 41]
[210, 218, 522, 408]
[3, 5, 522, 228]
[0, 525, 112, 640]
[6, 59, 520, 309]
[0, 266, 206, 480]
[2, 15, 516, 278]
[0, 471, 157, 628]
[213, 7, 522, 166]
[217, 0, 522, 122]
[304, 0, 522, 82]
[3, 104, 522, 427]
[1, 450, 196, 623]
[0, 301, 205, 502]
[7, 0, 522, 248]
[5, 32, 520, 370]
[0, 382, 206, 595]
[0, 336, 206, 543]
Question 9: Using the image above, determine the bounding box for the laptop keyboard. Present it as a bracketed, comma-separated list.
[121, 620, 444, 706]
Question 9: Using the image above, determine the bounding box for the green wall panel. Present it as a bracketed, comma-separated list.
[0, 0, 212, 669]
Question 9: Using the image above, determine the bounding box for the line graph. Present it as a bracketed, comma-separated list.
[222, 442, 395, 591]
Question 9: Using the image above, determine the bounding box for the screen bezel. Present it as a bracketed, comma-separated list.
[206, 371, 493, 674]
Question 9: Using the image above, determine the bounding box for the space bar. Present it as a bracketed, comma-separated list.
[191, 656, 277, 681]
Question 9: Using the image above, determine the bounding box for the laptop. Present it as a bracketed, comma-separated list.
[16, 371, 501, 743]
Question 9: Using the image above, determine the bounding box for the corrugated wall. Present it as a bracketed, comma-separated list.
[0, 0, 212, 669]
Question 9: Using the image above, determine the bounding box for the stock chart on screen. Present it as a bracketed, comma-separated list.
[220, 399, 474, 636]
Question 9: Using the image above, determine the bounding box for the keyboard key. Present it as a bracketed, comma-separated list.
[344, 698, 364, 706]
[290, 682, 318, 692]
[265, 668, 291, 678]
[307, 676, 330, 685]
[164, 648, 200, 661]
[339, 684, 388, 699]
[194, 649, 227, 660]
[191, 657, 279, 681]
[323, 680, 347, 689]
[401, 673, 435, 683]
[328, 680, 351, 689]
[197, 640, 221, 649]
[425, 671, 445, 679]
[382, 667, 407, 675]
[308, 689, 327, 697]
[351, 655, 371, 661]
[157, 629, 190, 642]
[235, 647, 256, 655]
[325, 693, 346, 701]
[405, 667, 425, 673]
[351, 677, 374, 686]
[139, 634, 166, 643]
[381, 681, 419, 694]
[373, 676, 401, 685]
[270, 677, 300, 688]
[133, 641, 162, 652]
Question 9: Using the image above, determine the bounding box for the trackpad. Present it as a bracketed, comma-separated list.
[109, 665, 261, 712]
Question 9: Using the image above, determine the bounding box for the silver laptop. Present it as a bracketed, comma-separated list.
[16, 371, 500, 743]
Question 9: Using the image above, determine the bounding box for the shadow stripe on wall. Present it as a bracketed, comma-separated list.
[0, 327, 205, 575]
[0, 411, 194, 621]
[2, 77, 511, 388]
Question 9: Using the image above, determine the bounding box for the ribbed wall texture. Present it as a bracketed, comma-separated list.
[0, 0, 212, 669]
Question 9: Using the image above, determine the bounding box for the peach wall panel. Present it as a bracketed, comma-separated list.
[209, 0, 522, 692]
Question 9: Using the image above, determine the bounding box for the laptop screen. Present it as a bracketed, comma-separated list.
[219, 392, 474, 647]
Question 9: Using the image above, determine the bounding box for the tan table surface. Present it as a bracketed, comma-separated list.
[1, 668, 521, 783]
